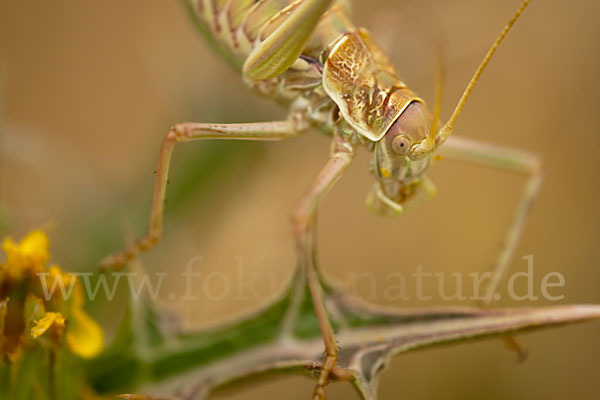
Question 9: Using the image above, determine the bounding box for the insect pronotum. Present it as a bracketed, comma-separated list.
[101, 0, 538, 398]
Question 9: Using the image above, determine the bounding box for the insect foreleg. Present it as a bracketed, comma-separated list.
[290, 137, 354, 400]
[100, 120, 301, 270]
[438, 135, 543, 305]
[243, 0, 335, 81]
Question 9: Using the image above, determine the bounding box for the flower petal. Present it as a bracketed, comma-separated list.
[66, 308, 104, 358]
[2, 230, 50, 279]
[31, 312, 65, 339]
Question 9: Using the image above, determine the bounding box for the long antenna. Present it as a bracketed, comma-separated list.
[429, 41, 445, 143]
[436, 0, 531, 146]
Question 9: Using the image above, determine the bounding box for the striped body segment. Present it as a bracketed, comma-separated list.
[184, 0, 353, 70]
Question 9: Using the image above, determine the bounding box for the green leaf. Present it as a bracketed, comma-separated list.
[85, 274, 600, 399]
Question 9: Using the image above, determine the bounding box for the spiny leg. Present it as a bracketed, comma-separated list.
[102, 0, 333, 269]
[100, 120, 301, 270]
[291, 136, 354, 400]
[438, 135, 543, 360]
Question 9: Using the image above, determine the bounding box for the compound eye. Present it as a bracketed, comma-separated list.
[391, 135, 411, 156]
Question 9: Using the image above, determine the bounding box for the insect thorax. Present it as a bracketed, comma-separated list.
[249, 29, 424, 151]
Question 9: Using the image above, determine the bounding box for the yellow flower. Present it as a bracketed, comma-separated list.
[1, 230, 104, 359]
[31, 312, 66, 339]
[1, 230, 49, 280]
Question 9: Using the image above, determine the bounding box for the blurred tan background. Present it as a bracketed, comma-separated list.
[1, 0, 600, 399]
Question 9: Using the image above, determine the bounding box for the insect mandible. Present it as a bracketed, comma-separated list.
[101, 0, 539, 398]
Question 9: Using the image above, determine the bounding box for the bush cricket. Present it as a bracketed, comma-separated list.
[101, 0, 540, 398]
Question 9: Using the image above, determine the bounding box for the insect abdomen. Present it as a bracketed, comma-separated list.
[183, 0, 296, 70]
[183, 0, 354, 72]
